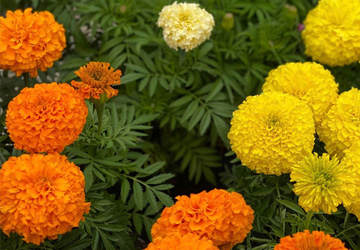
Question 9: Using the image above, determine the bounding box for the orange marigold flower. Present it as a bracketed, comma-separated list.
[0, 8, 66, 77]
[275, 230, 349, 250]
[71, 62, 122, 100]
[151, 189, 254, 250]
[5, 83, 88, 153]
[144, 232, 219, 250]
[0, 153, 91, 245]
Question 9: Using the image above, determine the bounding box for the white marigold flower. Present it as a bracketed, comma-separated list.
[157, 2, 215, 52]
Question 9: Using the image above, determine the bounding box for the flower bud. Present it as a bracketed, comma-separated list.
[221, 13, 234, 31]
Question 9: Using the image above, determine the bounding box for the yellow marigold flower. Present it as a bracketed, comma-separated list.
[0, 153, 91, 245]
[151, 189, 254, 250]
[302, 0, 360, 67]
[0, 8, 66, 77]
[228, 92, 315, 175]
[157, 2, 215, 51]
[340, 142, 360, 221]
[6, 83, 88, 153]
[291, 153, 356, 214]
[262, 62, 338, 127]
[71, 62, 121, 100]
[318, 88, 360, 159]
[275, 230, 349, 250]
[144, 232, 219, 250]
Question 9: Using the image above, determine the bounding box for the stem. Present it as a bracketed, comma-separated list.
[304, 210, 314, 229]
[23, 73, 30, 88]
[179, 49, 186, 66]
[94, 101, 105, 135]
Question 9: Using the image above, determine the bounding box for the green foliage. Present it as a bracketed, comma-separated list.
[1, 0, 360, 249]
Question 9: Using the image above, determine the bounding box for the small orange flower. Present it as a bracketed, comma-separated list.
[151, 189, 254, 250]
[6, 83, 88, 153]
[144, 232, 219, 250]
[275, 230, 349, 250]
[0, 8, 66, 77]
[0, 153, 91, 245]
[71, 62, 121, 99]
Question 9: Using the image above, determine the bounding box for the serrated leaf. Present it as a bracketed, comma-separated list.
[206, 80, 224, 102]
[133, 181, 143, 210]
[170, 95, 192, 108]
[121, 178, 130, 203]
[132, 213, 143, 234]
[146, 188, 158, 212]
[84, 166, 93, 193]
[153, 190, 173, 207]
[277, 199, 305, 216]
[146, 173, 174, 185]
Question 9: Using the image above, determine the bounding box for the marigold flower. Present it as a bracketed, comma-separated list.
[0, 8, 66, 77]
[291, 153, 356, 214]
[157, 2, 215, 51]
[144, 232, 219, 250]
[71, 62, 121, 100]
[151, 189, 254, 250]
[228, 92, 315, 175]
[0, 153, 90, 245]
[275, 230, 349, 250]
[302, 0, 360, 67]
[318, 88, 360, 159]
[341, 142, 360, 220]
[6, 83, 88, 153]
[262, 62, 338, 127]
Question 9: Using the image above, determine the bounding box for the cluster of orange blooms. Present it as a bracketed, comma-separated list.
[145, 189, 254, 250]
[0, 154, 90, 245]
[0, 8, 122, 246]
[0, 8, 66, 77]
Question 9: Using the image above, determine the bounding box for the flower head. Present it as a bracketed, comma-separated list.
[291, 153, 356, 214]
[275, 230, 349, 250]
[318, 88, 360, 159]
[0, 8, 66, 77]
[340, 142, 360, 220]
[6, 83, 88, 153]
[157, 2, 215, 51]
[151, 189, 254, 250]
[71, 62, 121, 100]
[228, 92, 315, 175]
[0, 153, 90, 245]
[262, 62, 338, 127]
[302, 0, 360, 67]
[144, 232, 219, 250]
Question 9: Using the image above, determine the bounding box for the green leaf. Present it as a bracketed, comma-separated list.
[145, 188, 158, 212]
[277, 199, 306, 216]
[198, 42, 213, 58]
[121, 73, 146, 84]
[146, 173, 174, 185]
[132, 213, 143, 234]
[84, 166, 94, 193]
[121, 178, 130, 203]
[133, 181, 144, 210]
[206, 80, 224, 102]
[170, 95, 193, 108]
[153, 190, 173, 207]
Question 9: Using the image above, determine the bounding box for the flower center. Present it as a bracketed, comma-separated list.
[266, 114, 281, 129]
[314, 170, 333, 188]
[90, 70, 104, 81]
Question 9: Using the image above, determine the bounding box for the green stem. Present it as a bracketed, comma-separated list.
[23, 73, 30, 88]
[304, 210, 314, 229]
[179, 49, 186, 66]
[94, 101, 105, 135]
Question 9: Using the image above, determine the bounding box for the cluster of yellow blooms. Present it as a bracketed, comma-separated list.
[229, 61, 360, 221]
[302, 0, 360, 67]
